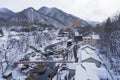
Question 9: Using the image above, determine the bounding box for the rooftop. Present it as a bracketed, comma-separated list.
[92, 35, 100, 39]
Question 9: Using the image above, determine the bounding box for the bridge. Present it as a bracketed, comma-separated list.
[15, 60, 74, 64]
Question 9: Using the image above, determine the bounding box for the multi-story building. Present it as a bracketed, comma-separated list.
[83, 34, 100, 46]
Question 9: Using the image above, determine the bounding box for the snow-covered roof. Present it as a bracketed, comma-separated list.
[78, 45, 101, 62]
[63, 32, 69, 34]
[83, 36, 92, 39]
[81, 45, 95, 50]
[43, 29, 49, 33]
[81, 52, 101, 62]
[67, 39, 72, 42]
[74, 29, 79, 36]
[82, 50, 101, 62]
[92, 34, 100, 39]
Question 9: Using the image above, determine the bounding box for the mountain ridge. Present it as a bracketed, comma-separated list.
[0, 6, 90, 28]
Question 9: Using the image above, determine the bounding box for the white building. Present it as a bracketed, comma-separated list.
[82, 34, 100, 46]
[78, 45, 101, 67]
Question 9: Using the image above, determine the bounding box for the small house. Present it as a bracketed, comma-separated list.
[80, 45, 101, 67]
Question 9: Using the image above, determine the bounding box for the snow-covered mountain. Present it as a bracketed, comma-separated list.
[0, 7, 89, 28]
[39, 6, 88, 26]
[0, 8, 15, 16]
[0, 8, 15, 20]
[0, 12, 9, 20]
[10, 7, 64, 28]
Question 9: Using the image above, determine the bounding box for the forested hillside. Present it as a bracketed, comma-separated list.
[96, 14, 120, 77]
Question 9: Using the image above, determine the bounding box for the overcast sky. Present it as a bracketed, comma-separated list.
[0, 0, 120, 22]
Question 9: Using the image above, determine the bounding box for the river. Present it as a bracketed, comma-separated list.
[34, 67, 53, 80]
[34, 56, 55, 80]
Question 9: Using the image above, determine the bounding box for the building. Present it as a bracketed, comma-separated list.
[58, 29, 70, 37]
[82, 57, 101, 67]
[74, 29, 83, 42]
[0, 28, 4, 37]
[82, 34, 100, 46]
[82, 36, 92, 45]
[78, 45, 101, 67]
[91, 34, 100, 46]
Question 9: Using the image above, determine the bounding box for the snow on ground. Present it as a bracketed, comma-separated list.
[75, 63, 89, 80]
[12, 68, 27, 80]
[0, 68, 27, 80]
[50, 37, 67, 45]
[58, 69, 69, 80]
[67, 63, 99, 80]
[99, 54, 118, 80]
[82, 62, 109, 80]
[0, 69, 3, 79]
[71, 62, 111, 80]
[75, 44, 112, 80]
[68, 63, 76, 69]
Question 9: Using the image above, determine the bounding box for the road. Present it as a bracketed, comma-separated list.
[44, 41, 65, 52]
